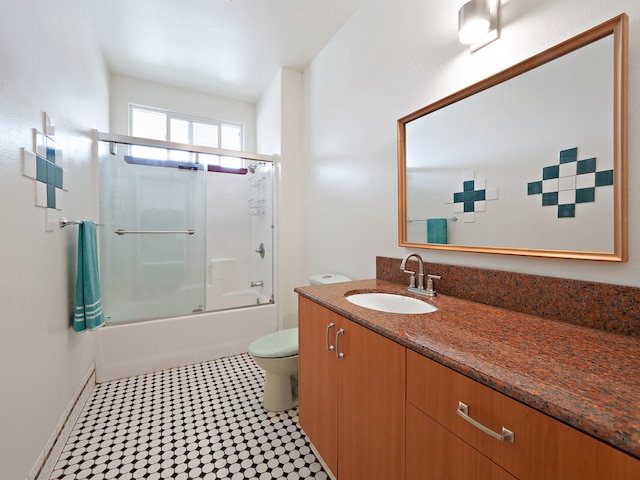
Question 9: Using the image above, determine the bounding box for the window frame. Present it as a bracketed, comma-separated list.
[128, 104, 244, 152]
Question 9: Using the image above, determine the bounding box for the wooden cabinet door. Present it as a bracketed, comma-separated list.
[298, 296, 338, 476]
[337, 319, 406, 480]
[407, 403, 517, 480]
[299, 297, 407, 480]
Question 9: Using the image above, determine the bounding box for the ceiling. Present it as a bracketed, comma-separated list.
[83, 0, 366, 103]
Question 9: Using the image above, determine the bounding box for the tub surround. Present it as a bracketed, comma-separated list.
[294, 278, 640, 460]
[377, 256, 640, 337]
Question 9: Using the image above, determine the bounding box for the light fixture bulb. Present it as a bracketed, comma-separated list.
[458, 0, 492, 45]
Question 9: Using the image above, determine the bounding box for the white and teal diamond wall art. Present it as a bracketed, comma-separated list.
[451, 170, 498, 223]
[22, 113, 66, 215]
[527, 147, 613, 218]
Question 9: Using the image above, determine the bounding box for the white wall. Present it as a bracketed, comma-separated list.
[257, 70, 282, 157]
[257, 68, 306, 329]
[109, 74, 257, 151]
[0, 1, 109, 478]
[303, 0, 640, 286]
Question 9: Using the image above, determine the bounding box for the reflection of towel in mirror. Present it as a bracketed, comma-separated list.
[427, 218, 448, 244]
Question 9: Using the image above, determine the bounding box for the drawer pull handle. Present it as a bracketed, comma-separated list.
[325, 322, 335, 351]
[457, 401, 515, 443]
[335, 328, 345, 359]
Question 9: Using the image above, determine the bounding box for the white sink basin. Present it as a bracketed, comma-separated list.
[345, 292, 437, 314]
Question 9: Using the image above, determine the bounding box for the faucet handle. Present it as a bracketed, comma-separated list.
[401, 266, 417, 288]
[405, 271, 417, 288]
[425, 274, 441, 296]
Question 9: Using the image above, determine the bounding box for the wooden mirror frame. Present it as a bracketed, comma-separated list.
[398, 14, 628, 261]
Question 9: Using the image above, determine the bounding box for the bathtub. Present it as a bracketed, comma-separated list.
[95, 303, 277, 382]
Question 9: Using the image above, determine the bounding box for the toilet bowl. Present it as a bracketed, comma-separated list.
[249, 272, 351, 412]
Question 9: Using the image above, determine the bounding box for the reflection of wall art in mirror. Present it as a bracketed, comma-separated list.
[527, 147, 614, 219]
[397, 14, 628, 261]
[451, 170, 498, 223]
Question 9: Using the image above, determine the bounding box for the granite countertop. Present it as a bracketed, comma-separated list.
[294, 278, 640, 459]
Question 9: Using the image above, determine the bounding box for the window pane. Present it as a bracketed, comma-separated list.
[193, 122, 219, 148]
[220, 156, 242, 169]
[131, 109, 166, 140]
[221, 124, 242, 150]
[170, 118, 190, 144]
[130, 107, 245, 164]
[199, 153, 220, 165]
[169, 149, 194, 162]
[130, 145, 167, 160]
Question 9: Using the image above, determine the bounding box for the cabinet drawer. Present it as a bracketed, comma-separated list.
[407, 402, 516, 480]
[407, 349, 640, 480]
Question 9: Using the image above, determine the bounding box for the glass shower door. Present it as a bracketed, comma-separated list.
[100, 143, 207, 323]
[205, 161, 274, 310]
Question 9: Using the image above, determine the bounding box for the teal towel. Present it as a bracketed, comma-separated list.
[427, 218, 448, 244]
[73, 221, 105, 332]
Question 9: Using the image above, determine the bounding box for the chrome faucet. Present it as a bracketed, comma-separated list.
[399, 252, 440, 297]
[400, 252, 425, 290]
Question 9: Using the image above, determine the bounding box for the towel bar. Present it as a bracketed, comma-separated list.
[408, 217, 458, 223]
[59, 217, 104, 228]
[114, 229, 195, 236]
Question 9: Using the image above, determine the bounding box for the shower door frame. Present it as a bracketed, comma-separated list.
[98, 131, 273, 163]
[96, 130, 276, 324]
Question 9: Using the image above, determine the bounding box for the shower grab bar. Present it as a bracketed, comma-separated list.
[115, 229, 195, 236]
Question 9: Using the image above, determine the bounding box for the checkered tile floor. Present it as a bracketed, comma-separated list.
[48, 354, 327, 480]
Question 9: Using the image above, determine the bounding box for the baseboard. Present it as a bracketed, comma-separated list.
[29, 364, 96, 480]
[308, 442, 337, 480]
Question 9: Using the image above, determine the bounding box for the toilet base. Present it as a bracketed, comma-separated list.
[249, 354, 299, 412]
[262, 371, 298, 412]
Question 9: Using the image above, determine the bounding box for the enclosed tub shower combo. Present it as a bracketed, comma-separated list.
[94, 132, 277, 381]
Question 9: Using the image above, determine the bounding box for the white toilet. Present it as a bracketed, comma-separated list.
[248, 272, 351, 412]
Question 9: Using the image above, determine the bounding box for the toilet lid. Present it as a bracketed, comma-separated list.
[248, 328, 299, 358]
[309, 273, 352, 285]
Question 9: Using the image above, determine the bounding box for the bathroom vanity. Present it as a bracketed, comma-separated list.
[298, 296, 405, 479]
[295, 279, 640, 480]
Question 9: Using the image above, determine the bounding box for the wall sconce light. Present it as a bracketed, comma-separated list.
[458, 0, 500, 52]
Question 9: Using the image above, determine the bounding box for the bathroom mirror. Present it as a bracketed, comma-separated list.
[398, 15, 627, 261]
